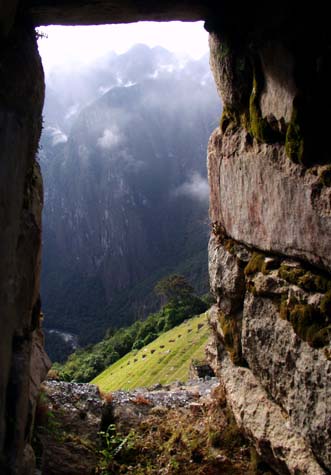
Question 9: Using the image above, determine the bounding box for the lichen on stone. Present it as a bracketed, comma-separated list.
[279, 293, 330, 349]
[243, 253, 331, 348]
[219, 312, 244, 366]
[279, 264, 331, 293]
[244, 252, 267, 276]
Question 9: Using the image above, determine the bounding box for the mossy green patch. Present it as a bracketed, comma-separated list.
[248, 68, 283, 144]
[277, 262, 331, 348]
[279, 265, 331, 293]
[92, 313, 210, 391]
[219, 312, 244, 366]
[244, 252, 267, 276]
[220, 105, 251, 136]
[280, 299, 330, 349]
[220, 107, 239, 134]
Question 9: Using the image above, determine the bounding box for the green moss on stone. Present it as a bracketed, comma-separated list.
[289, 304, 315, 337]
[277, 261, 331, 348]
[244, 252, 267, 276]
[220, 106, 251, 136]
[279, 297, 330, 348]
[279, 265, 305, 284]
[219, 313, 244, 366]
[220, 107, 239, 134]
[300, 273, 331, 293]
[279, 265, 331, 293]
[248, 70, 282, 144]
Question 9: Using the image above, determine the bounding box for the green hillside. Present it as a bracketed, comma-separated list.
[92, 313, 209, 391]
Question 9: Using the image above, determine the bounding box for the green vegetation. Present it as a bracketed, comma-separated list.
[97, 424, 136, 473]
[92, 313, 209, 391]
[244, 252, 267, 276]
[94, 385, 274, 475]
[243, 253, 331, 349]
[218, 312, 244, 366]
[280, 300, 331, 349]
[279, 265, 331, 293]
[275, 264, 331, 348]
[53, 275, 209, 383]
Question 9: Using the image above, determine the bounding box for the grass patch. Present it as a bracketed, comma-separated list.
[92, 313, 210, 391]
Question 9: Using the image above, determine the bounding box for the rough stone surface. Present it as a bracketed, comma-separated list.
[207, 306, 327, 475]
[242, 288, 331, 471]
[208, 32, 252, 112]
[209, 126, 331, 271]
[208, 235, 331, 472]
[208, 233, 247, 313]
[259, 43, 297, 123]
[29, 328, 51, 429]
[27, 0, 208, 25]
[0, 21, 45, 475]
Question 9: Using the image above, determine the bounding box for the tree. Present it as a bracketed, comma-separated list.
[154, 274, 195, 305]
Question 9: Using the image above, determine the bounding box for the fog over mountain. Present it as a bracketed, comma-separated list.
[39, 44, 221, 361]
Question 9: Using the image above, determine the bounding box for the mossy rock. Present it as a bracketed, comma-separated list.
[244, 252, 267, 276]
[219, 313, 244, 366]
[220, 105, 251, 136]
[279, 265, 331, 293]
[220, 107, 239, 134]
[284, 302, 330, 348]
[248, 68, 283, 144]
[278, 266, 305, 285]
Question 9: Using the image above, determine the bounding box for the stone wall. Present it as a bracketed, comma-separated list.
[0, 8, 50, 474]
[207, 23, 331, 474]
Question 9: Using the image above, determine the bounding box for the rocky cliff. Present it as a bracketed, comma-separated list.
[0, 2, 331, 474]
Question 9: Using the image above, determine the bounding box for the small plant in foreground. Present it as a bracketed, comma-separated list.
[97, 424, 136, 474]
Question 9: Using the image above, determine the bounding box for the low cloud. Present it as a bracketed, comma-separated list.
[46, 126, 68, 146]
[174, 172, 209, 203]
[97, 126, 123, 150]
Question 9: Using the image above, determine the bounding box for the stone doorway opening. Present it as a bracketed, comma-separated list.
[36, 22, 220, 370]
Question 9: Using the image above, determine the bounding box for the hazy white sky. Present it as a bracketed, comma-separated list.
[37, 21, 209, 74]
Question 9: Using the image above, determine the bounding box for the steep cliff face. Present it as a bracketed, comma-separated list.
[207, 26, 331, 474]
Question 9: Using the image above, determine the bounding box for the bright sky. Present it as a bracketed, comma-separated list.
[37, 21, 209, 75]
